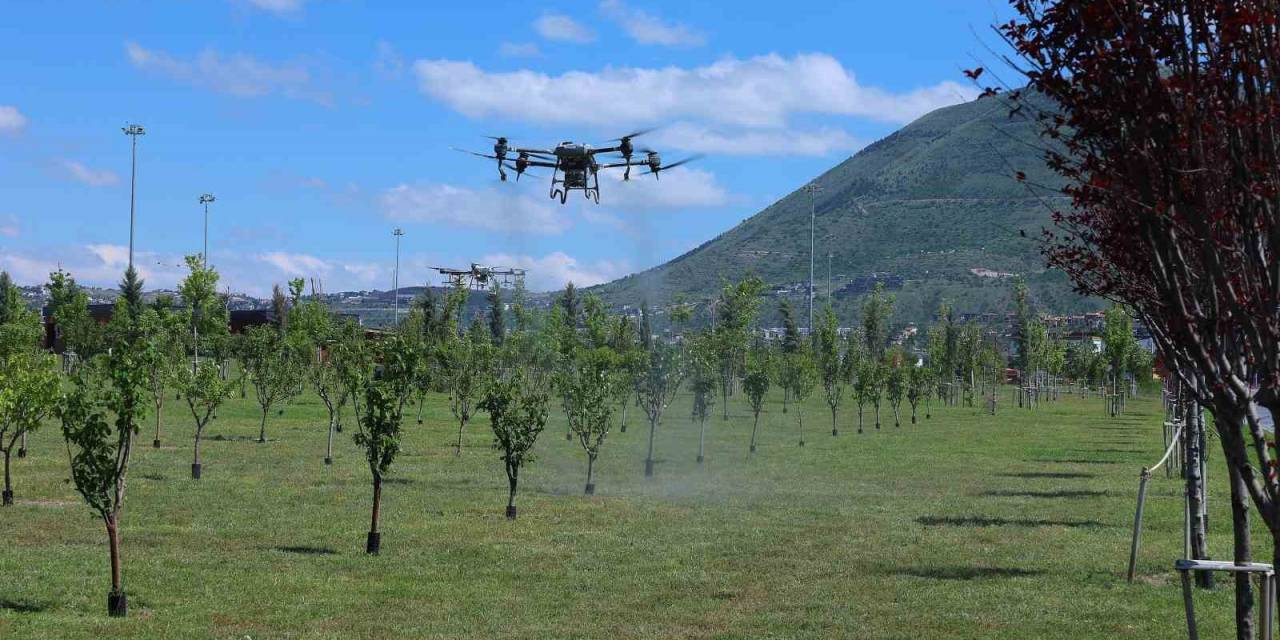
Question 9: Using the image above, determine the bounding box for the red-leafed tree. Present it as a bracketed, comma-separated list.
[990, 2, 1280, 635]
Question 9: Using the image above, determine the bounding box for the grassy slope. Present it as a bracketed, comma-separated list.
[590, 95, 1100, 325]
[0, 383, 1247, 639]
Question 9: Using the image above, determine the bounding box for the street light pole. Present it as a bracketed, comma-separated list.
[199, 194, 216, 268]
[802, 183, 823, 334]
[392, 228, 404, 326]
[122, 124, 146, 269]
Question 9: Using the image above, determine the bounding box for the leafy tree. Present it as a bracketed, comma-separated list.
[137, 305, 184, 448]
[558, 347, 622, 494]
[814, 305, 844, 436]
[558, 281, 580, 327]
[885, 348, 906, 427]
[0, 351, 59, 504]
[636, 324, 684, 478]
[178, 255, 223, 370]
[241, 324, 303, 443]
[687, 331, 717, 464]
[442, 325, 492, 455]
[58, 275, 149, 616]
[861, 282, 895, 361]
[785, 346, 819, 446]
[906, 364, 930, 425]
[852, 354, 879, 434]
[712, 276, 765, 420]
[180, 360, 232, 479]
[488, 281, 505, 345]
[1102, 305, 1137, 415]
[479, 368, 549, 519]
[354, 381, 401, 554]
[742, 343, 772, 454]
[46, 268, 99, 358]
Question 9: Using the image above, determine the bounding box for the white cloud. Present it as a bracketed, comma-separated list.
[479, 251, 631, 291]
[244, 0, 303, 14]
[499, 42, 542, 58]
[342, 262, 384, 284]
[414, 53, 974, 128]
[650, 122, 862, 156]
[61, 160, 120, 187]
[374, 40, 404, 78]
[257, 252, 333, 277]
[597, 166, 727, 209]
[0, 106, 27, 133]
[379, 183, 571, 235]
[0, 215, 18, 238]
[534, 14, 595, 43]
[125, 41, 328, 104]
[599, 0, 704, 47]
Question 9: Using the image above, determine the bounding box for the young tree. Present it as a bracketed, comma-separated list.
[487, 281, 505, 346]
[636, 333, 684, 478]
[46, 268, 100, 359]
[480, 368, 549, 519]
[138, 305, 184, 448]
[814, 305, 844, 436]
[906, 364, 929, 425]
[861, 282, 894, 362]
[778, 298, 801, 413]
[742, 344, 772, 454]
[180, 360, 232, 479]
[688, 332, 717, 464]
[442, 326, 492, 455]
[558, 347, 622, 494]
[850, 339, 874, 433]
[869, 360, 887, 430]
[354, 382, 400, 554]
[713, 276, 765, 420]
[58, 271, 149, 616]
[0, 351, 59, 504]
[786, 346, 819, 446]
[885, 348, 906, 428]
[241, 324, 303, 443]
[178, 255, 221, 370]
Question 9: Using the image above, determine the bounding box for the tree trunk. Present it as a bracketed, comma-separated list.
[506, 472, 518, 520]
[874, 403, 881, 430]
[2, 448, 12, 505]
[153, 403, 162, 448]
[749, 412, 760, 454]
[416, 396, 425, 424]
[858, 405, 864, 434]
[1184, 402, 1212, 589]
[697, 417, 706, 464]
[925, 396, 931, 419]
[367, 474, 382, 554]
[831, 407, 838, 436]
[797, 410, 804, 447]
[259, 407, 268, 443]
[105, 512, 126, 617]
[1228, 463, 1255, 640]
[325, 413, 335, 465]
[645, 418, 657, 478]
[192, 427, 204, 480]
[620, 400, 629, 433]
[455, 418, 465, 456]
[585, 454, 596, 495]
[892, 404, 900, 428]
[911, 402, 918, 425]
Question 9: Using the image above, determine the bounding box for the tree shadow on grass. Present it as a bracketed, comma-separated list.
[1029, 458, 1122, 465]
[1068, 448, 1143, 455]
[271, 545, 338, 555]
[209, 435, 274, 443]
[0, 598, 49, 613]
[916, 515, 1107, 528]
[894, 566, 1044, 580]
[382, 477, 415, 485]
[997, 472, 1097, 479]
[981, 489, 1109, 499]
[140, 473, 166, 481]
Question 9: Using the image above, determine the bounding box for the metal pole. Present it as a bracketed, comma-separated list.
[1127, 468, 1152, 582]
[199, 194, 215, 269]
[1181, 568, 1199, 640]
[122, 124, 145, 269]
[392, 228, 404, 326]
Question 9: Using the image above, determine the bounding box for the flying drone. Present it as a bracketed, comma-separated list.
[454, 130, 701, 204]
[433, 263, 526, 290]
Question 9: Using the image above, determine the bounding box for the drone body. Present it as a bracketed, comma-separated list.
[455, 131, 700, 204]
[434, 263, 526, 290]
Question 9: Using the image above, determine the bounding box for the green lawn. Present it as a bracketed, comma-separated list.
[0, 384, 1250, 638]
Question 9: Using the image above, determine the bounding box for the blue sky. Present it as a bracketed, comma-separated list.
[0, 0, 1011, 295]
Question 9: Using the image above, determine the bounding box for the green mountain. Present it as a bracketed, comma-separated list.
[589, 94, 1099, 326]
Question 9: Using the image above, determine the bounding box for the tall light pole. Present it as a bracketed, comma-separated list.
[802, 182, 823, 334]
[122, 123, 146, 269]
[827, 251, 833, 300]
[198, 194, 215, 268]
[392, 228, 404, 326]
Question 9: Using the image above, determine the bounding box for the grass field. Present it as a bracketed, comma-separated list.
[0, 382, 1253, 638]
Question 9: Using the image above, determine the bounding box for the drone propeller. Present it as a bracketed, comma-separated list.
[502, 160, 542, 180]
[610, 127, 656, 142]
[640, 154, 704, 179]
[452, 147, 500, 160]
